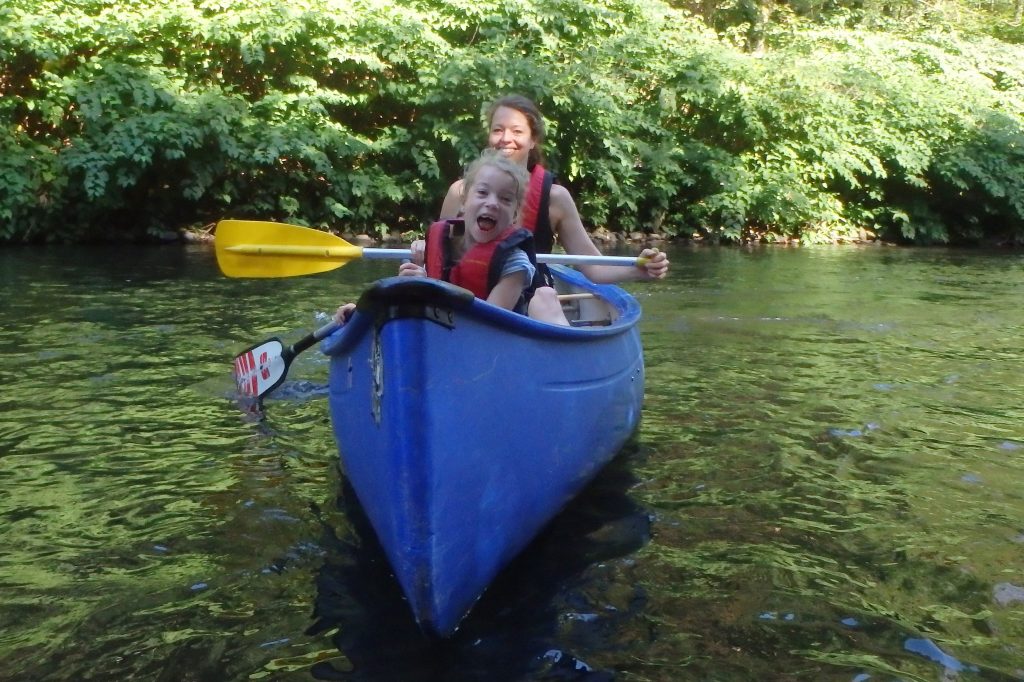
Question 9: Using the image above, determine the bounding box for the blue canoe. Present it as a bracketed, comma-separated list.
[321, 265, 645, 637]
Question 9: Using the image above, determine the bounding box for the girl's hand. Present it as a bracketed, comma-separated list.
[409, 239, 426, 265]
[333, 303, 356, 324]
[398, 261, 426, 277]
[639, 248, 669, 279]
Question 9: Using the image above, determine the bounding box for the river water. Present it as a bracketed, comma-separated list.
[1, 243, 1022, 681]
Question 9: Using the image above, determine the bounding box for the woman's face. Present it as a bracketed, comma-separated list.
[488, 106, 536, 167]
[461, 165, 519, 244]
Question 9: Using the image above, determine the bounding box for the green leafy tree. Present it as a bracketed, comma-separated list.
[1, 0, 1023, 245]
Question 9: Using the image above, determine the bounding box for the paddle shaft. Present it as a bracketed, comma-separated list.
[223, 244, 645, 267]
[289, 319, 341, 358]
[216, 220, 651, 279]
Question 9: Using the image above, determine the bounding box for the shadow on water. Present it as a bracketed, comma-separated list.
[306, 440, 652, 682]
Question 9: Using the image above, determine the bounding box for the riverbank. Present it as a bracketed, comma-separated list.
[178, 222, 679, 248]
[178, 222, 881, 249]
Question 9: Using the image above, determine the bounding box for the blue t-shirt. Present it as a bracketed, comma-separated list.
[499, 248, 536, 285]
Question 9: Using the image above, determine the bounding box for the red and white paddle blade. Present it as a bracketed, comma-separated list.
[233, 339, 287, 399]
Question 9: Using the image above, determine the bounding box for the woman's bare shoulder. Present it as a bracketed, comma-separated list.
[548, 182, 583, 225]
[440, 179, 465, 219]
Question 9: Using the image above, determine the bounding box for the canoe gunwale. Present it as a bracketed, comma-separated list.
[321, 266, 641, 357]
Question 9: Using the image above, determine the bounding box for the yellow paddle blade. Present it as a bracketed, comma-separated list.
[215, 220, 364, 278]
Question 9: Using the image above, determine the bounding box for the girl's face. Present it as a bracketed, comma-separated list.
[487, 106, 536, 167]
[461, 165, 519, 245]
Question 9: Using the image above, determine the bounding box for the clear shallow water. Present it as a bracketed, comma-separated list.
[1, 243, 1022, 681]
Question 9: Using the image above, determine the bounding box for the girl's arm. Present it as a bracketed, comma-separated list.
[485, 270, 530, 311]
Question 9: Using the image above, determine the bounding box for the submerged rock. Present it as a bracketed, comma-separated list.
[994, 582, 1024, 606]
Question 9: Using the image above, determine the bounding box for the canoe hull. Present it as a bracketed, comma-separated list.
[322, 267, 644, 636]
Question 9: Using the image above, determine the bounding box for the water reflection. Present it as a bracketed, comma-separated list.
[306, 444, 651, 681]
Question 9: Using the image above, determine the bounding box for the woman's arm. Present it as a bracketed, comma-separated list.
[549, 185, 669, 283]
[439, 179, 465, 219]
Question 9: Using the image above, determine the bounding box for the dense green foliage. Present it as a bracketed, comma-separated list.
[2, 0, 1023, 244]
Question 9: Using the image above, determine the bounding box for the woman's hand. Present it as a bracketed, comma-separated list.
[638, 248, 669, 280]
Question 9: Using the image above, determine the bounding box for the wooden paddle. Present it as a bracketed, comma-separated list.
[214, 219, 647, 278]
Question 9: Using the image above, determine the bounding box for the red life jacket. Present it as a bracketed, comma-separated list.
[520, 164, 555, 253]
[424, 219, 538, 301]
